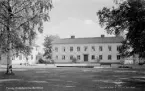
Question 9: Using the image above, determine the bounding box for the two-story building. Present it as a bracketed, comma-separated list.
[52, 35, 124, 63]
[0, 44, 40, 65]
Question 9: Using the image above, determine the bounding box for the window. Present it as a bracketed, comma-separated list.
[62, 47, 65, 52]
[77, 55, 80, 60]
[70, 55, 73, 60]
[108, 55, 112, 60]
[70, 47, 73, 52]
[77, 47, 80, 51]
[55, 47, 58, 52]
[99, 46, 103, 51]
[92, 46, 95, 51]
[108, 46, 112, 51]
[92, 55, 95, 60]
[62, 55, 65, 60]
[117, 46, 121, 51]
[117, 55, 121, 60]
[56, 56, 58, 59]
[99, 55, 102, 60]
[84, 46, 88, 51]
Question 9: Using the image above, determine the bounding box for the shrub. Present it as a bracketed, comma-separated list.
[138, 62, 145, 66]
[72, 57, 77, 63]
[118, 65, 132, 69]
[37, 57, 55, 64]
[51, 60, 55, 64]
[45, 59, 55, 64]
[38, 58, 45, 64]
[96, 57, 100, 63]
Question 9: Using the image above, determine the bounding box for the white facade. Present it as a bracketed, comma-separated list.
[0, 46, 40, 65]
[52, 43, 122, 63]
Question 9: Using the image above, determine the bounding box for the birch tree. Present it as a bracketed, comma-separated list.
[0, 0, 52, 74]
[43, 35, 59, 59]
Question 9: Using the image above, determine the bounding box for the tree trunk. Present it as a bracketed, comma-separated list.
[5, 3, 14, 75]
[5, 27, 14, 75]
[5, 48, 14, 75]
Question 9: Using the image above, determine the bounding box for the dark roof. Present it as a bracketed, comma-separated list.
[52, 37, 124, 44]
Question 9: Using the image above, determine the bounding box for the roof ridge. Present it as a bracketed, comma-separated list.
[58, 36, 120, 40]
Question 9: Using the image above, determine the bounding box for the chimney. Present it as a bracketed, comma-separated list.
[71, 35, 75, 39]
[101, 35, 105, 38]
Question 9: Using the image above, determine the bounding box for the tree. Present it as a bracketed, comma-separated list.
[97, 0, 145, 59]
[95, 56, 100, 63]
[43, 35, 59, 59]
[0, 0, 52, 74]
[71, 57, 77, 63]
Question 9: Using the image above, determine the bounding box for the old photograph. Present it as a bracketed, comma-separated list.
[0, 0, 145, 91]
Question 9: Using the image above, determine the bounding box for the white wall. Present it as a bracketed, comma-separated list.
[0, 46, 39, 65]
[0, 54, 8, 65]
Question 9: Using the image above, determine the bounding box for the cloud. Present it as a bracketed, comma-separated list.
[43, 17, 109, 38]
[84, 20, 94, 25]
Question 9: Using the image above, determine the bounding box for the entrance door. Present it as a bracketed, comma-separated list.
[84, 54, 88, 62]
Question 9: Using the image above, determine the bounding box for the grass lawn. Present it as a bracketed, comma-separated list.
[0, 67, 145, 91]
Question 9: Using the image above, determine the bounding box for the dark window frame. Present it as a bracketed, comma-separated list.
[117, 46, 121, 51]
[92, 46, 95, 51]
[92, 55, 95, 60]
[84, 46, 88, 51]
[70, 55, 73, 60]
[99, 46, 103, 51]
[108, 46, 112, 51]
[62, 55, 65, 60]
[108, 55, 112, 60]
[99, 55, 102, 60]
[77, 47, 80, 51]
[70, 47, 73, 52]
[62, 47, 65, 52]
[117, 55, 121, 60]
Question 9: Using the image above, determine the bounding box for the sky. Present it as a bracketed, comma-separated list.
[36, 0, 115, 47]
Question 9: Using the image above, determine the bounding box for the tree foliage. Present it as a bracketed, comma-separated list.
[0, 0, 52, 74]
[0, 0, 52, 53]
[97, 0, 145, 58]
[43, 35, 59, 59]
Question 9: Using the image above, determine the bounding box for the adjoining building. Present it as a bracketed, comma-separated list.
[52, 35, 124, 63]
[0, 44, 40, 65]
